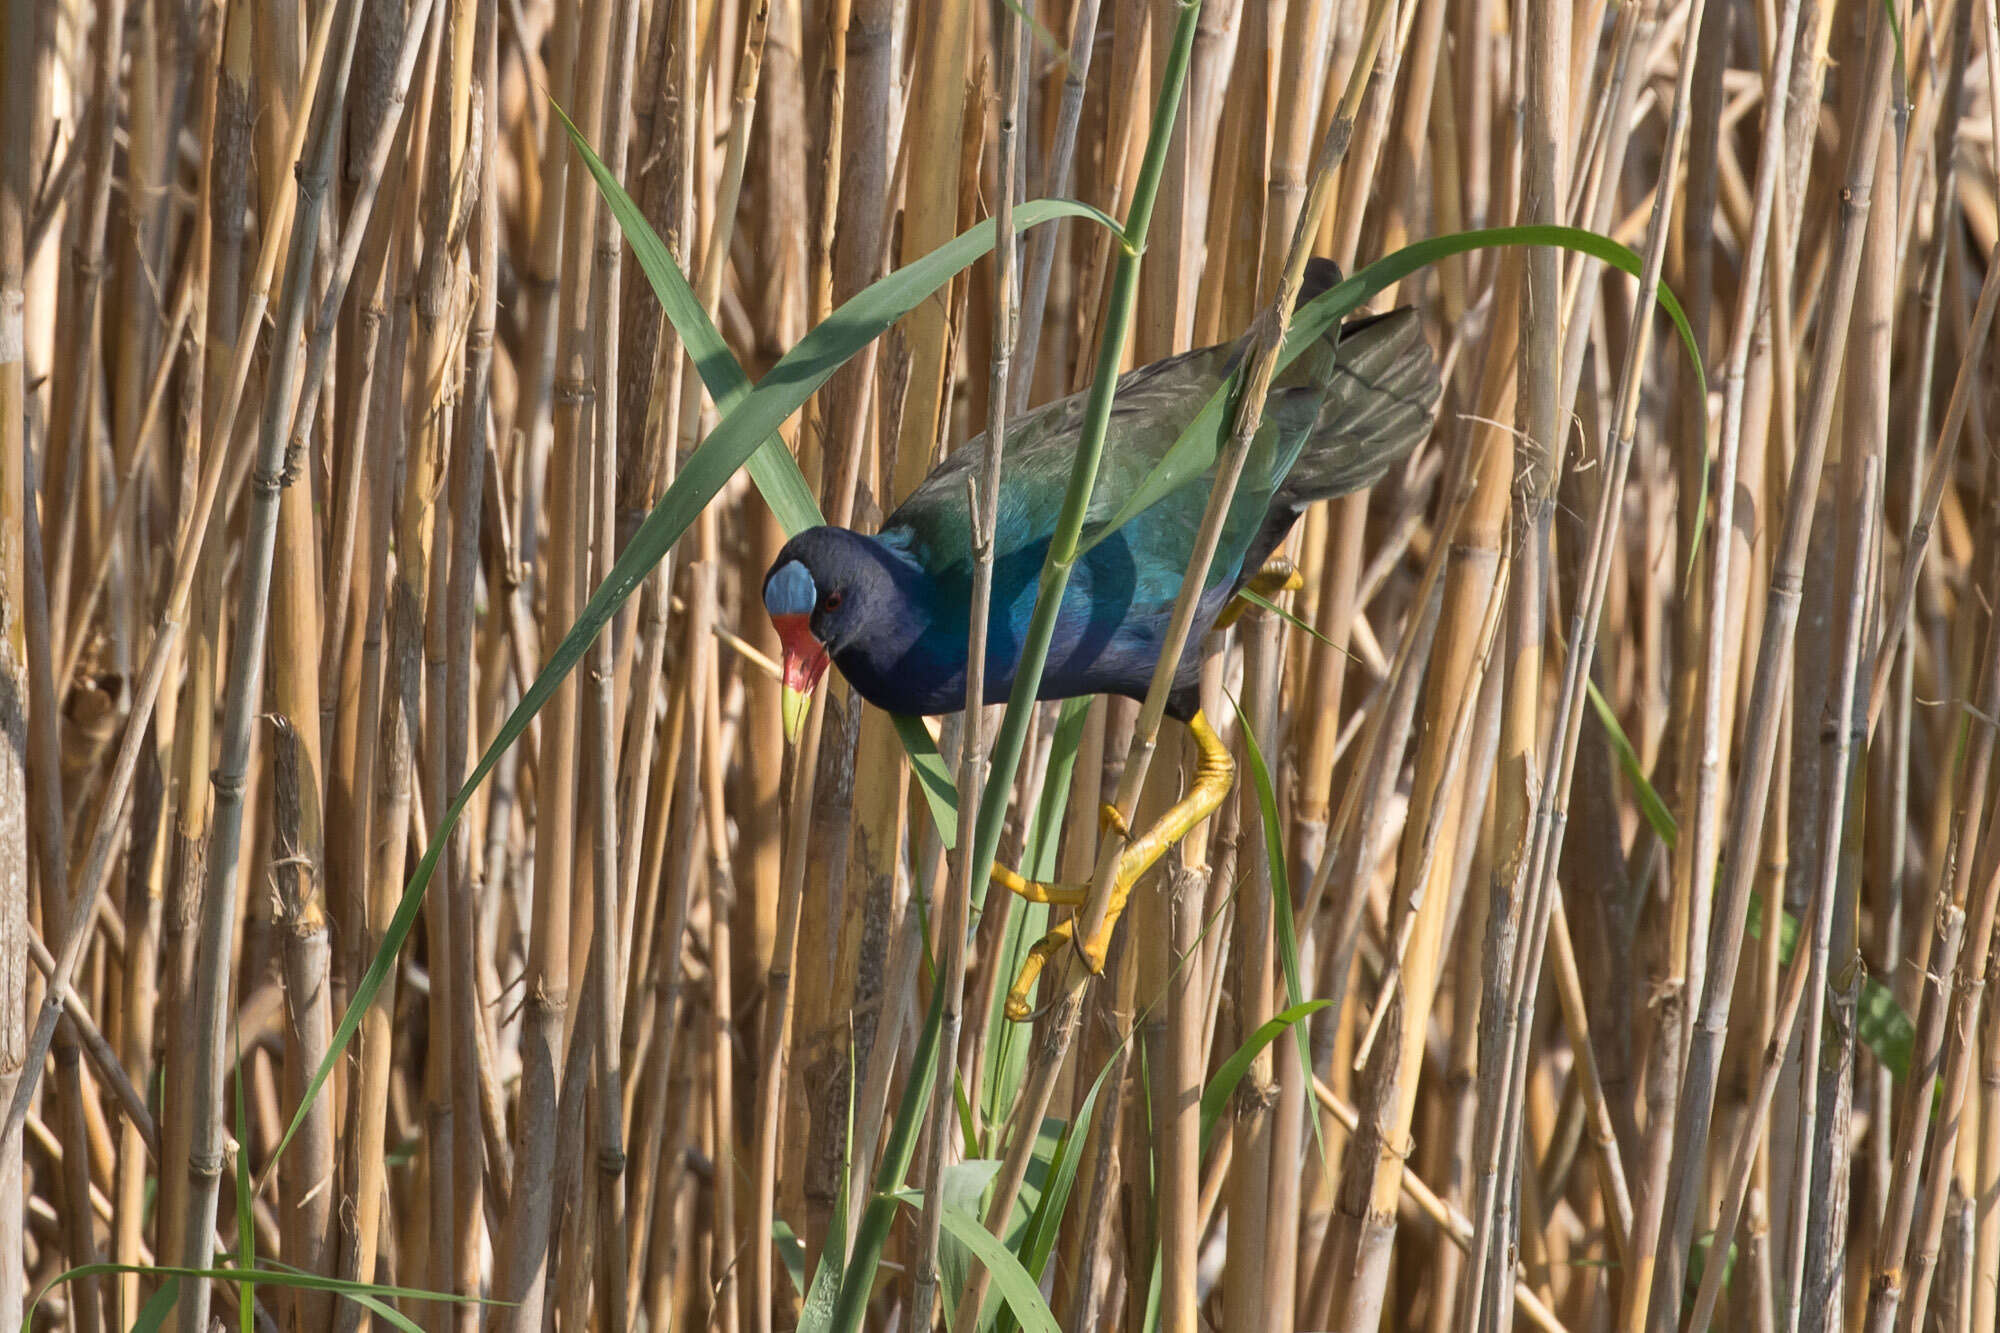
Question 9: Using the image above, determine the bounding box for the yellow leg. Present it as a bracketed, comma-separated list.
[1215, 556, 1305, 629]
[1003, 710, 1236, 1020]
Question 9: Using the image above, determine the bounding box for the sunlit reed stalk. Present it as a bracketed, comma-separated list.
[585, 0, 643, 1323]
[0, 1, 32, 1318]
[908, 11, 1023, 1326]
[491, 0, 594, 1321]
[176, 4, 368, 1326]
[42, 0, 126, 666]
[1647, 16, 1896, 1326]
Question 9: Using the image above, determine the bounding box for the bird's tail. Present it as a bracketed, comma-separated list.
[1238, 284, 1441, 576]
[1282, 301, 1440, 508]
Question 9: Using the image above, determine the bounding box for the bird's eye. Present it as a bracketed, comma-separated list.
[824, 589, 844, 611]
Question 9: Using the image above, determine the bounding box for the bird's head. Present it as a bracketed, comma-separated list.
[763, 527, 907, 743]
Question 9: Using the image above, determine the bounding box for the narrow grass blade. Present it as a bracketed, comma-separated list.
[28, 1262, 478, 1333]
[893, 712, 961, 848]
[1199, 1000, 1333, 1157]
[888, 1193, 1061, 1333]
[1586, 677, 1678, 846]
[1231, 694, 1329, 1174]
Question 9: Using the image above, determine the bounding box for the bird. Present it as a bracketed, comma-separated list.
[764, 258, 1440, 1018]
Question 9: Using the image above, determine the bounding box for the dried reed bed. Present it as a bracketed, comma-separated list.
[3, 0, 2000, 1330]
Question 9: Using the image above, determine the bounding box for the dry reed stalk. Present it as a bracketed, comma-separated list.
[1793, 76, 1894, 1332]
[1236, 8, 1348, 1322]
[909, 13, 1023, 1326]
[749, 0, 814, 1272]
[491, 0, 595, 1318]
[42, 0, 127, 666]
[834, 9, 966, 1278]
[582, 0, 643, 1321]
[614, 0, 699, 1165]
[265, 0, 347, 1310]
[1013, 0, 1103, 412]
[175, 4, 369, 1327]
[1118, 6, 1213, 1327]
[1331, 242, 1515, 1333]
[793, 0, 897, 1273]
[1458, 0, 1568, 1316]
[0, 0, 28, 1318]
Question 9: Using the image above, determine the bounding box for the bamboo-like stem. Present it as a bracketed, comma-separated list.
[909, 14, 1023, 1327]
[1891, 580, 2000, 1333]
[1012, 0, 1103, 412]
[176, 5, 369, 1327]
[439, 3, 499, 1326]
[1459, 0, 1568, 1315]
[795, 0, 896, 1268]
[331, 23, 442, 1331]
[1794, 80, 1894, 1333]
[0, 0, 32, 1316]
[582, 0, 642, 1325]
[43, 0, 127, 666]
[1860, 698, 1989, 1332]
[1647, 13, 1898, 1324]
[266, 0, 342, 1304]
[1867, 0, 2000, 736]
[1236, 7, 1339, 1323]
[492, 0, 607, 1319]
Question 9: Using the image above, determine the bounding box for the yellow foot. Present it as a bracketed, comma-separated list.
[987, 805, 1130, 905]
[1217, 556, 1306, 629]
[1000, 710, 1236, 1021]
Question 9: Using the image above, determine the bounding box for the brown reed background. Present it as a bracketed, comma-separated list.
[2, 0, 1999, 1329]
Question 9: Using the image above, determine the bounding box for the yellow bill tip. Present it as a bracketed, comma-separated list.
[782, 684, 813, 745]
